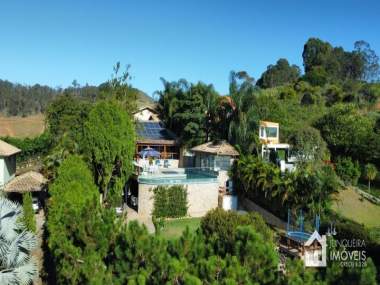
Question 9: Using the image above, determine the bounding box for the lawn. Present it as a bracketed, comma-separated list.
[332, 187, 380, 228]
[160, 218, 201, 240]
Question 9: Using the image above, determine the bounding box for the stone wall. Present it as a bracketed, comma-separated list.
[138, 181, 219, 218]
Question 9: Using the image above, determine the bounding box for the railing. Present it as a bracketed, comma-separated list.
[354, 187, 380, 205]
[137, 167, 219, 185]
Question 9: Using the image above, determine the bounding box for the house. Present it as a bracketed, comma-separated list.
[128, 110, 238, 219]
[259, 121, 295, 172]
[303, 231, 327, 267]
[128, 108, 221, 219]
[0, 139, 46, 201]
[259, 120, 280, 144]
[191, 140, 239, 188]
[133, 107, 160, 122]
[134, 107, 180, 164]
[0, 140, 21, 188]
[128, 112, 232, 216]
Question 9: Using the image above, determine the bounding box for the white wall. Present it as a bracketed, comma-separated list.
[0, 158, 4, 187]
[133, 109, 159, 121]
[138, 181, 219, 218]
[3, 156, 16, 185]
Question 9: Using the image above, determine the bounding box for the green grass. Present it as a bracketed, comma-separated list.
[160, 218, 201, 240]
[332, 187, 380, 228]
[357, 183, 380, 199]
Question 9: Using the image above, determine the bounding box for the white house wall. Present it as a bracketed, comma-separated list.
[0, 158, 4, 187]
[2, 155, 16, 186]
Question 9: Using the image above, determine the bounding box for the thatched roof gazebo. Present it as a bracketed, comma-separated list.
[191, 140, 239, 172]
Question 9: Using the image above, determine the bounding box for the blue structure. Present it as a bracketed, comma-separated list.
[286, 209, 321, 243]
[139, 147, 161, 158]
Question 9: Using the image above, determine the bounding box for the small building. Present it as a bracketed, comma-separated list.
[133, 107, 160, 122]
[303, 231, 327, 267]
[4, 171, 47, 193]
[134, 107, 180, 165]
[0, 140, 21, 187]
[259, 121, 295, 172]
[191, 140, 239, 188]
[1, 139, 47, 203]
[259, 120, 279, 144]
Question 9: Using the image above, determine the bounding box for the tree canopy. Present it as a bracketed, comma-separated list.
[257, 58, 300, 88]
[82, 100, 136, 204]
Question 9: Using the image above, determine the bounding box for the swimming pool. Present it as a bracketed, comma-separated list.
[138, 168, 218, 185]
[287, 231, 311, 243]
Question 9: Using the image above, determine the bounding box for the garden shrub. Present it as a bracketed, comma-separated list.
[22, 192, 36, 232]
[200, 208, 274, 255]
[2, 132, 52, 162]
[152, 185, 188, 218]
[335, 156, 361, 185]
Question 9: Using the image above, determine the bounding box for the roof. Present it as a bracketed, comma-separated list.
[305, 230, 323, 247]
[191, 140, 239, 156]
[0, 140, 21, 157]
[262, 143, 290, 149]
[260, 120, 279, 127]
[136, 121, 177, 143]
[132, 106, 158, 115]
[4, 171, 47, 193]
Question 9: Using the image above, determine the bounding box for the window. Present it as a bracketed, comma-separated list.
[260, 126, 265, 138]
[265, 127, 278, 138]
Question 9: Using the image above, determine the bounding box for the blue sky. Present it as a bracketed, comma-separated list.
[0, 0, 379, 96]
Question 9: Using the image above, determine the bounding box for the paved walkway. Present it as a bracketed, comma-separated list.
[125, 206, 155, 233]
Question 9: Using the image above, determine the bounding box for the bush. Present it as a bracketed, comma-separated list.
[2, 132, 52, 162]
[335, 156, 361, 185]
[200, 208, 274, 255]
[22, 193, 36, 232]
[152, 185, 188, 218]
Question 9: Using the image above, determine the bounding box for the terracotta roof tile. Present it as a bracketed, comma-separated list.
[4, 171, 47, 193]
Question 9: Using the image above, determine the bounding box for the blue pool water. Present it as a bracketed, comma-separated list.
[138, 168, 218, 185]
[287, 231, 311, 243]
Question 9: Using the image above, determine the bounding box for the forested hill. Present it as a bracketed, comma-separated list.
[0, 79, 154, 116]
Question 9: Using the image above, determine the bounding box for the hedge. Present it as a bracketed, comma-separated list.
[152, 185, 188, 218]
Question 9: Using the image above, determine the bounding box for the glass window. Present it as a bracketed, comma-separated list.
[265, 127, 278, 138]
[260, 126, 265, 137]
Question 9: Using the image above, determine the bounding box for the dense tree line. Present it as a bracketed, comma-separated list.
[0, 66, 152, 117]
[0, 79, 99, 116]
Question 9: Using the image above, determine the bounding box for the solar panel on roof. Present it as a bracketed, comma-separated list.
[136, 121, 176, 141]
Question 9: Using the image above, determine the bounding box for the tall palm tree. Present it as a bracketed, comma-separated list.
[225, 71, 259, 154]
[364, 163, 378, 192]
[0, 197, 37, 285]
